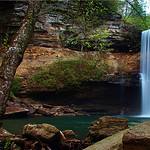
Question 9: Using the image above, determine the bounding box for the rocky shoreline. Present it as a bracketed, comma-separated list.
[3, 98, 84, 119]
[0, 116, 150, 150]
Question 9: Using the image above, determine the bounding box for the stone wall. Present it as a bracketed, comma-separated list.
[0, 1, 141, 52]
[0, 1, 28, 46]
[0, 1, 62, 48]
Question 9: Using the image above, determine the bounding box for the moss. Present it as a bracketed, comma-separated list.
[10, 77, 21, 96]
[29, 59, 108, 90]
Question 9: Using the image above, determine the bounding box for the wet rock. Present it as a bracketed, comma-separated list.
[123, 121, 150, 150]
[6, 98, 80, 117]
[0, 128, 14, 140]
[49, 106, 76, 116]
[84, 116, 128, 145]
[22, 123, 81, 150]
[65, 139, 82, 150]
[36, 107, 53, 116]
[62, 130, 76, 139]
[23, 124, 60, 142]
[32, 104, 78, 117]
[43, 104, 53, 109]
[23, 140, 52, 150]
[4, 106, 29, 118]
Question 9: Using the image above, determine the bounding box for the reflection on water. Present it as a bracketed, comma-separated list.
[2, 115, 150, 139]
[27, 81, 141, 115]
[1, 116, 99, 139]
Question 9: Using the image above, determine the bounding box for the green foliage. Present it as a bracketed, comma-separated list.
[10, 77, 21, 96]
[145, 15, 150, 28]
[122, 0, 150, 30]
[130, 0, 146, 17]
[121, 0, 146, 17]
[53, 0, 120, 51]
[61, 28, 111, 51]
[124, 15, 150, 30]
[30, 59, 107, 90]
[88, 28, 112, 51]
[64, 0, 120, 25]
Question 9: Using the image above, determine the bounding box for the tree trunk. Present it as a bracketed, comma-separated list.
[0, 1, 42, 115]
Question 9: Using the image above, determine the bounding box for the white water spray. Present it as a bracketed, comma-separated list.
[141, 29, 150, 117]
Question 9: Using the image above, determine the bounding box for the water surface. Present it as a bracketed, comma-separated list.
[2, 115, 99, 139]
[2, 115, 150, 139]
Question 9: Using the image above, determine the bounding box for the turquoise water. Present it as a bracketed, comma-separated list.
[1, 115, 99, 139]
[2, 115, 150, 139]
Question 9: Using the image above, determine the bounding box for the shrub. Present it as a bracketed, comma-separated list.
[29, 59, 107, 90]
[60, 28, 111, 51]
[10, 77, 21, 96]
[124, 16, 150, 30]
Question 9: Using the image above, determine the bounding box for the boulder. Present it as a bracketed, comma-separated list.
[84, 130, 127, 150]
[23, 123, 59, 142]
[31, 104, 77, 116]
[123, 121, 150, 150]
[23, 123, 82, 150]
[4, 106, 29, 118]
[36, 107, 53, 116]
[0, 127, 14, 140]
[65, 139, 82, 150]
[84, 116, 128, 145]
[85, 121, 150, 150]
[62, 130, 76, 139]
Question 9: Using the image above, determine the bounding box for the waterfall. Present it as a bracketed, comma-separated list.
[141, 29, 150, 117]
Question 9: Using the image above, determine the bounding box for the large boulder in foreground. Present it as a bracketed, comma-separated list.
[84, 116, 128, 145]
[23, 123, 60, 142]
[23, 123, 82, 150]
[84, 130, 127, 150]
[85, 121, 150, 150]
[123, 121, 150, 150]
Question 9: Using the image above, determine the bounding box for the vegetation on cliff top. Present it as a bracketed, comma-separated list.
[29, 59, 108, 90]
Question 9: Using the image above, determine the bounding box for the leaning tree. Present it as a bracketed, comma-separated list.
[0, 0, 147, 116]
[0, 0, 43, 115]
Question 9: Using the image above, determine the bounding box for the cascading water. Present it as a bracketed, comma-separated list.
[141, 29, 150, 117]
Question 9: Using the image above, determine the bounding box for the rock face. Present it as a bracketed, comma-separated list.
[0, 1, 61, 48]
[106, 20, 141, 52]
[0, 1, 28, 46]
[84, 116, 128, 145]
[23, 123, 60, 142]
[123, 121, 150, 150]
[0, 1, 140, 52]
